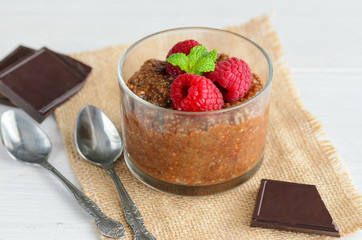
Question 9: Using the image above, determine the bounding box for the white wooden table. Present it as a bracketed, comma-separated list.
[0, 0, 361, 239]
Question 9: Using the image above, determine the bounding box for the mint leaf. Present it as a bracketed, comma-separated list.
[166, 45, 217, 75]
[192, 49, 217, 75]
[166, 53, 188, 72]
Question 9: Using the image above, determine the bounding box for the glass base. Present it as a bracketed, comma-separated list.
[124, 150, 264, 196]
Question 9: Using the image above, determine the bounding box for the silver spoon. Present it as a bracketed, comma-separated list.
[0, 110, 125, 239]
[75, 105, 156, 240]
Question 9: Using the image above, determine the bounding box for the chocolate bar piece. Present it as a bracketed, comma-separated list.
[0, 46, 91, 108]
[251, 179, 340, 237]
[0, 47, 90, 122]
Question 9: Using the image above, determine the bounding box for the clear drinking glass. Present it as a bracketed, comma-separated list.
[118, 28, 272, 196]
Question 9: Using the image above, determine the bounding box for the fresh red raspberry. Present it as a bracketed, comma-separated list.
[166, 39, 201, 78]
[170, 73, 224, 111]
[204, 57, 253, 103]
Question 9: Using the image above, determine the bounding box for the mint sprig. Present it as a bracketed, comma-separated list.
[166, 45, 217, 75]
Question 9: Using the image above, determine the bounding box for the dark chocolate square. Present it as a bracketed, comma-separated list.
[0, 47, 88, 122]
[0, 46, 92, 108]
[251, 179, 340, 237]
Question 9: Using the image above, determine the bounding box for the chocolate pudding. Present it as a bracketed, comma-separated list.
[118, 29, 272, 196]
[124, 57, 268, 187]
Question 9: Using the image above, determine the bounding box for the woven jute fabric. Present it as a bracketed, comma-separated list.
[54, 15, 362, 239]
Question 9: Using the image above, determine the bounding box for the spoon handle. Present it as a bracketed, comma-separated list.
[105, 165, 156, 240]
[41, 161, 125, 239]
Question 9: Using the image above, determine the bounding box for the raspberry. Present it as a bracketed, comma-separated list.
[204, 57, 252, 103]
[170, 73, 224, 112]
[166, 39, 201, 78]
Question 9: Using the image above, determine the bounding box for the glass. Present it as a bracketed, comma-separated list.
[118, 28, 273, 196]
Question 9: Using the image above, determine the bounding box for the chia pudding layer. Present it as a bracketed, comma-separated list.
[123, 57, 268, 186]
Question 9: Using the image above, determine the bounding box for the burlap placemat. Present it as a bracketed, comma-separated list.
[54, 15, 362, 239]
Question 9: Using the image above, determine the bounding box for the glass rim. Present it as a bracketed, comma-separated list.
[117, 27, 273, 115]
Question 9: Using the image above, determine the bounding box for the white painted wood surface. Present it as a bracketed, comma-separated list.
[0, 0, 361, 239]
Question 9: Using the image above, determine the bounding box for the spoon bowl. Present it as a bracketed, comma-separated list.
[75, 105, 123, 166]
[1, 110, 51, 164]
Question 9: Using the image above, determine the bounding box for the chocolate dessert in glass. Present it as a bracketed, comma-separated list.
[118, 28, 272, 196]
